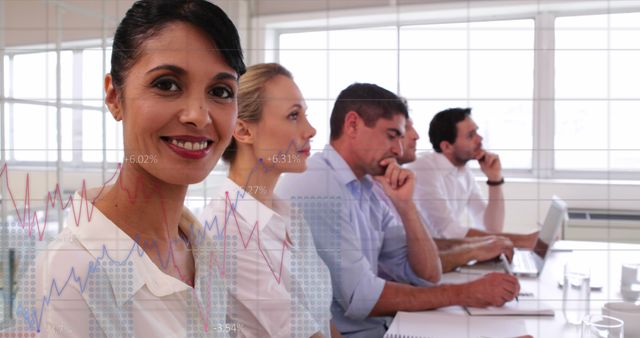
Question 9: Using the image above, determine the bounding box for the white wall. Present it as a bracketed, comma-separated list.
[481, 179, 640, 234]
[2, 0, 251, 52]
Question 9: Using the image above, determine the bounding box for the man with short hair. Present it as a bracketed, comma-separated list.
[375, 116, 515, 272]
[276, 85, 519, 338]
[408, 107, 536, 247]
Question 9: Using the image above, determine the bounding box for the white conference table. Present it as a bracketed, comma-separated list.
[385, 240, 640, 338]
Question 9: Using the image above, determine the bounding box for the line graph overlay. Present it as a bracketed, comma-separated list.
[2, 151, 308, 333]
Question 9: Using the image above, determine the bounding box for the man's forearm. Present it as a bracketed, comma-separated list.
[435, 238, 483, 250]
[504, 232, 537, 248]
[369, 281, 461, 317]
[467, 228, 534, 249]
[483, 186, 505, 233]
[438, 244, 478, 272]
[396, 202, 442, 283]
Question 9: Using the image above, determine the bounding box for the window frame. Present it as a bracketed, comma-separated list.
[2, 38, 116, 169]
[255, 0, 640, 181]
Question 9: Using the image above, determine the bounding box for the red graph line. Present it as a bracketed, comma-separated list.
[0, 163, 117, 240]
[3, 161, 295, 333]
[219, 190, 288, 284]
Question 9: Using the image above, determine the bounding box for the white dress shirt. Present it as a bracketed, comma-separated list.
[13, 187, 230, 337]
[199, 177, 332, 338]
[407, 152, 488, 238]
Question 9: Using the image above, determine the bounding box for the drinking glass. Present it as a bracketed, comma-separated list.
[581, 314, 624, 338]
[563, 262, 591, 325]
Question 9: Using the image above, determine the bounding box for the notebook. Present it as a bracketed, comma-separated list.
[384, 309, 529, 338]
[465, 298, 555, 316]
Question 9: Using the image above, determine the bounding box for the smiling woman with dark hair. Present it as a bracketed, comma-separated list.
[13, 0, 245, 336]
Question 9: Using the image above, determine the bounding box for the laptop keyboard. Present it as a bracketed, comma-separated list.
[513, 251, 537, 273]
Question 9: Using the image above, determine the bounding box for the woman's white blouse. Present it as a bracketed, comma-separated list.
[13, 187, 229, 337]
[199, 177, 333, 338]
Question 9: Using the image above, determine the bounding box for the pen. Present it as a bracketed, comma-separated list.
[499, 253, 519, 302]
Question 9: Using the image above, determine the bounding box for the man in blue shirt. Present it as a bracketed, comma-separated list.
[276, 83, 519, 338]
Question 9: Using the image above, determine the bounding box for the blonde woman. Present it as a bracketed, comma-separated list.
[200, 63, 338, 338]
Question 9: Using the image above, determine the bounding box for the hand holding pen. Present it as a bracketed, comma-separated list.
[500, 253, 519, 302]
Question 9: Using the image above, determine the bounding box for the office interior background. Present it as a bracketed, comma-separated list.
[1, 0, 640, 324]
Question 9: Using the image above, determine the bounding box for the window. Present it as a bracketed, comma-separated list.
[11, 51, 58, 101]
[555, 12, 640, 172]
[273, 6, 640, 178]
[2, 45, 121, 164]
[399, 19, 534, 169]
[279, 27, 398, 150]
[10, 104, 57, 161]
[279, 19, 534, 170]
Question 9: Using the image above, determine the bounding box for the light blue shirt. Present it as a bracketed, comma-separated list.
[275, 145, 428, 338]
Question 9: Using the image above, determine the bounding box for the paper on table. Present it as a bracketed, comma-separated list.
[465, 299, 555, 316]
[384, 309, 529, 338]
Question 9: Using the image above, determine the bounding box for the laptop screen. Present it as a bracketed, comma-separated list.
[533, 197, 568, 259]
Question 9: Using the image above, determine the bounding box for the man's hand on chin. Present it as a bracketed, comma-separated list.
[373, 158, 415, 206]
[476, 150, 502, 182]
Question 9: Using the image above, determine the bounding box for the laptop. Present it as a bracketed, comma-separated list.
[462, 196, 568, 277]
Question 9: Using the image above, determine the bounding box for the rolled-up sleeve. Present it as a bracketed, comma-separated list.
[292, 195, 386, 320]
[377, 210, 431, 287]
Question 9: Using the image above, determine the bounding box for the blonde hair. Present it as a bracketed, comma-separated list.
[222, 63, 293, 163]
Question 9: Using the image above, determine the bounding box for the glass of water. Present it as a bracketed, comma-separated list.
[563, 262, 591, 325]
[581, 315, 624, 338]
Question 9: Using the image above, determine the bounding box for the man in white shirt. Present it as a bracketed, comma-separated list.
[408, 108, 536, 247]
[277, 85, 520, 337]
[374, 117, 516, 272]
